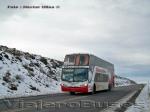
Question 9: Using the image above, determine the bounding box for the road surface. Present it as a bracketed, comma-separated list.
[0, 84, 143, 112]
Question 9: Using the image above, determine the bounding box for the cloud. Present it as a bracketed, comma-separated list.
[0, 0, 150, 77]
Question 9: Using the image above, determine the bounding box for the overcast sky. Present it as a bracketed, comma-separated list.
[0, 0, 150, 79]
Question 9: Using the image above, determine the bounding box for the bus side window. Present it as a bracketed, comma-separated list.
[99, 74, 108, 82]
[104, 74, 109, 82]
[94, 73, 100, 82]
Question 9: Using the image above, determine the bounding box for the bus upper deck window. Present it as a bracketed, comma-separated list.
[75, 55, 80, 65]
[69, 56, 75, 63]
[64, 55, 75, 65]
[79, 55, 89, 66]
[80, 55, 85, 65]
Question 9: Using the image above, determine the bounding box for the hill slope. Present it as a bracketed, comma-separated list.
[115, 75, 136, 87]
[0, 45, 62, 98]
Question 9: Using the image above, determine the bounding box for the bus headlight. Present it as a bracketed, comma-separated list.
[61, 83, 68, 87]
[80, 83, 88, 87]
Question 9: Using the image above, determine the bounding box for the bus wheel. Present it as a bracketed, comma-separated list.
[70, 92, 75, 95]
[108, 84, 112, 91]
[90, 84, 96, 94]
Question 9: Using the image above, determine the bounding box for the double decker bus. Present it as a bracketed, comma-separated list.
[61, 53, 115, 94]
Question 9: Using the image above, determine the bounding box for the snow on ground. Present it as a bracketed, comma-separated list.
[125, 83, 150, 112]
[0, 45, 63, 99]
[115, 75, 136, 87]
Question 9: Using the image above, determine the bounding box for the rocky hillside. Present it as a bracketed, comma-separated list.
[0, 45, 63, 98]
[115, 75, 136, 87]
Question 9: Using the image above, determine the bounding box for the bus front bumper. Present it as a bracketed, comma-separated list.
[61, 85, 88, 93]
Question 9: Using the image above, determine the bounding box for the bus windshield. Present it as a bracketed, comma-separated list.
[62, 68, 88, 82]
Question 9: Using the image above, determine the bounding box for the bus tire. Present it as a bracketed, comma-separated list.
[70, 92, 75, 95]
[91, 84, 96, 94]
[108, 84, 112, 91]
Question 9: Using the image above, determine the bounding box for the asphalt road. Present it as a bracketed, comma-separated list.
[0, 84, 143, 112]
